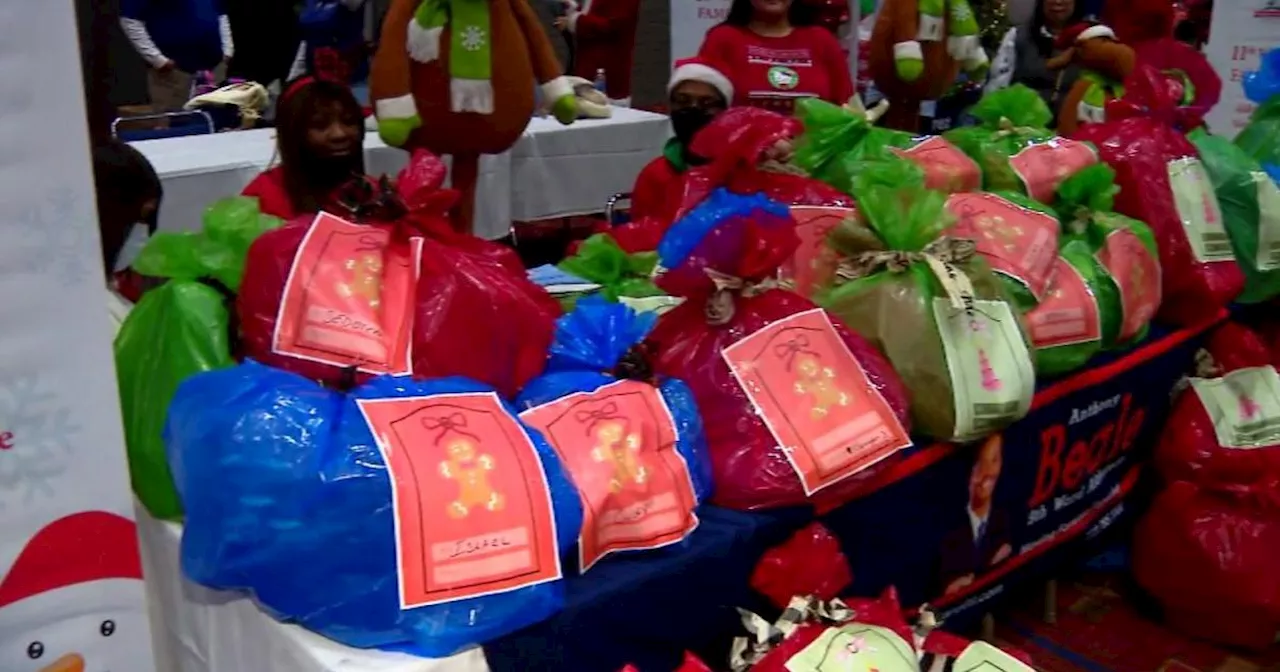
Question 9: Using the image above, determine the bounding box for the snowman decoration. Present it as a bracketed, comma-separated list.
[0, 511, 152, 672]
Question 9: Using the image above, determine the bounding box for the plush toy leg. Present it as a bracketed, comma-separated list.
[882, 98, 923, 132]
[451, 152, 480, 234]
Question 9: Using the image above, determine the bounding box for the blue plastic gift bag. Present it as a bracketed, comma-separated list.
[166, 361, 583, 655]
[516, 297, 713, 572]
[656, 188, 790, 271]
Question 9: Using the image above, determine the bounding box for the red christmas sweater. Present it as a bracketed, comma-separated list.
[698, 24, 854, 114]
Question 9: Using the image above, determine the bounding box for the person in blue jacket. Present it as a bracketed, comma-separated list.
[120, 0, 234, 110]
[289, 0, 369, 85]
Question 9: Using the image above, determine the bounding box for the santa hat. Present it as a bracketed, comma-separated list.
[668, 57, 734, 104]
[1055, 22, 1117, 50]
[0, 512, 143, 609]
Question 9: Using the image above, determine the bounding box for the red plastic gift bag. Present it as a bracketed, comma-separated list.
[1156, 322, 1280, 488]
[619, 652, 711, 672]
[1133, 480, 1280, 650]
[677, 108, 853, 223]
[751, 523, 853, 609]
[239, 151, 559, 394]
[1072, 65, 1244, 325]
[647, 215, 911, 511]
[783, 205, 858, 298]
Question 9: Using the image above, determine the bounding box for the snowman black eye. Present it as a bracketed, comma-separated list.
[100, 620, 116, 637]
[26, 641, 43, 659]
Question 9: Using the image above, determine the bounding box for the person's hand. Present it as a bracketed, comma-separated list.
[944, 574, 975, 596]
[762, 140, 794, 164]
[156, 59, 176, 73]
[992, 543, 1012, 565]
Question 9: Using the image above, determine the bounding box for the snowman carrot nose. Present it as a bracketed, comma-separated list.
[39, 652, 84, 672]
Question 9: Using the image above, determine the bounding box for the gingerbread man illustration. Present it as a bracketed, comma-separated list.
[337, 253, 383, 309]
[438, 438, 504, 518]
[589, 420, 649, 494]
[793, 354, 851, 420]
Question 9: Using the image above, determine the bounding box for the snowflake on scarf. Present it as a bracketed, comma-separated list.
[461, 25, 487, 52]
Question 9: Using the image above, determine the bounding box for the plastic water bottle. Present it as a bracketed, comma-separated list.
[594, 68, 608, 97]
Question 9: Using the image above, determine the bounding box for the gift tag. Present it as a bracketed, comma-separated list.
[1190, 366, 1280, 449]
[786, 206, 856, 297]
[1252, 171, 1280, 272]
[722, 309, 912, 496]
[1095, 225, 1161, 342]
[1167, 157, 1232, 263]
[1026, 257, 1101, 349]
[785, 624, 919, 672]
[952, 641, 1037, 671]
[357, 392, 562, 607]
[934, 298, 1035, 441]
[273, 212, 419, 375]
[520, 380, 699, 571]
[946, 192, 1059, 300]
[1008, 139, 1098, 204]
[890, 136, 982, 193]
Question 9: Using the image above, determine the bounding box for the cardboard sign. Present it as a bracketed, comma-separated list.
[1009, 139, 1098, 204]
[273, 212, 419, 375]
[889, 136, 982, 193]
[1027, 258, 1102, 349]
[946, 193, 1059, 300]
[357, 392, 562, 608]
[1190, 366, 1280, 449]
[934, 299, 1036, 441]
[786, 206, 856, 297]
[784, 624, 919, 671]
[1096, 226, 1162, 341]
[1167, 158, 1233, 263]
[521, 380, 699, 570]
[722, 309, 912, 496]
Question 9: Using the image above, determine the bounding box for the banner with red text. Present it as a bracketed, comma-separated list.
[1205, 1, 1280, 139]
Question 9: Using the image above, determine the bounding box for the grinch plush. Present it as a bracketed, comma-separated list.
[867, 0, 991, 131]
[371, 0, 578, 233]
[1047, 23, 1135, 134]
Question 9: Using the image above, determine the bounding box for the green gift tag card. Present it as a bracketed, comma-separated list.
[953, 641, 1037, 671]
[784, 624, 919, 672]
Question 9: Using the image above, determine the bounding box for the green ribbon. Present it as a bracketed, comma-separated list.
[558, 234, 665, 302]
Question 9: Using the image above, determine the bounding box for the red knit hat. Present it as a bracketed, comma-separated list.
[1054, 21, 1117, 50]
[0, 512, 143, 609]
[669, 57, 734, 103]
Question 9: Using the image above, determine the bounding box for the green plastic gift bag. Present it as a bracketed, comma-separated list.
[115, 197, 281, 520]
[942, 190, 1062, 311]
[795, 98, 980, 196]
[1024, 242, 1115, 377]
[944, 84, 1098, 203]
[818, 180, 1035, 442]
[557, 233, 677, 313]
[1054, 164, 1162, 349]
[1189, 128, 1280, 303]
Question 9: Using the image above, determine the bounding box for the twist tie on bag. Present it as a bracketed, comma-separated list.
[703, 268, 792, 326]
[729, 595, 855, 671]
[611, 343, 657, 383]
[992, 116, 1036, 139]
[836, 236, 978, 312]
[1067, 206, 1094, 236]
[1171, 348, 1223, 400]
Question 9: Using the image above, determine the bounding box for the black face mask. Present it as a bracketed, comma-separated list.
[670, 107, 715, 146]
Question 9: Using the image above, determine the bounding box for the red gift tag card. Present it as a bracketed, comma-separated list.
[890, 136, 982, 193]
[357, 392, 562, 608]
[273, 212, 419, 375]
[947, 192, 1059, 300]
[1027, 258, 1101, 349]
[520, 380, 699, 571]
[1097, 227, 1162, 341]
[722, 309, 912, 496]
[785, 206, 855, 297]
[1009, 139, 1097, 203]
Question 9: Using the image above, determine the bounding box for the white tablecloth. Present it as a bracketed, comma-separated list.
[137, 506, 490, 672]
[132, 108, 669, 240]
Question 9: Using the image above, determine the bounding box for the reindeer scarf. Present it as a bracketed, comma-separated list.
[408, 0, 494, 114]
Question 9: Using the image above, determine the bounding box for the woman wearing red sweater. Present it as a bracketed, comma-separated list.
[242, 77, 366, 220]
[699, 0, 854, 113]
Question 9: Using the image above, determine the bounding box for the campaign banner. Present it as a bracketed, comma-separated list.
[670, 0, 732, 65]
[821, 322, 1212, 623]
[0, 1, 157, 671]
[1204, 1, 1280, 138]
